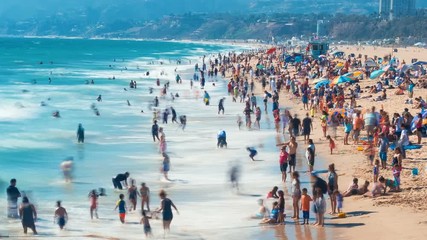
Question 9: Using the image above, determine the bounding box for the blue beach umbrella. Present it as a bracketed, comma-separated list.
[314, 79, 330, 89]
[370, 69, 385, 79]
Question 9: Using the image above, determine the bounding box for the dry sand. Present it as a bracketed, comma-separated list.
[237, 44, 427, 240]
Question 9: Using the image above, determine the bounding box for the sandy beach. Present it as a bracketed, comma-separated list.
[237, 43, 427, 240]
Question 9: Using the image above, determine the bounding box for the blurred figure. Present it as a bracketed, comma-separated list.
[77, 124, 85, 143]
[88, 189, 99, 219]
[229, 163, 240, 191]
[140, 183, 151, 212]
[60, 158, 73, 183]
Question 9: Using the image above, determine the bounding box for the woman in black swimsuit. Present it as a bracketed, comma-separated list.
[156, 190, 179, 236]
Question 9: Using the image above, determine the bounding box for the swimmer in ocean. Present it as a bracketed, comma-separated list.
[54, 201, 68, 230]
[60, 159, 73, 182]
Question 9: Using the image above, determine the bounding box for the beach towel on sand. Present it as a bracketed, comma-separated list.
[389, 143, 422, 151]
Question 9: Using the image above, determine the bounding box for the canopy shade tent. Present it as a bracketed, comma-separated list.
[412, 61, 427, 66]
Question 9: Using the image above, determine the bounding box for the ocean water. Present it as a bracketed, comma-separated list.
[0, 37, 333, 239]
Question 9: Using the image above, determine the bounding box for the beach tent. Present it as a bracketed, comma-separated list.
[364, 58, 378, 67]
[332, 76, 352, 85]
[369, 69, 385, 79]
[314, 79, 330, 89]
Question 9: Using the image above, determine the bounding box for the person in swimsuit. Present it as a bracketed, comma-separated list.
[151, 120, 160, 142]
[128, 180, 140, 211]
[278, 146, 289, 182]
[140, 183, 151, 212]
[19, 197, 37, 235]
[88, 189, 99, 219]
[156, 190, 179, 236]
[54, 201, 68, 230]
[140, 210, 152, 237]
[162, 153, 171, 180]
[277, 190, 285, 224]
[278, 137, 298, 173]
[114, 194, 126, 224]
[291, 171, 301, 220]
[327, 164, 338, 214]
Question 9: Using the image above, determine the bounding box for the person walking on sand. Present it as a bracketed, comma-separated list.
[302, 113, 313, 144]
[156, 190, 179, 237]
[7, 178, 21, 218]
[19, 197, 37, 235]
[291, 171, 301, 220]
[114, 194, 126, 224]
[327, 164, 339, 214]
[140, 183, 151, 212]
[54, 201, 68, 230]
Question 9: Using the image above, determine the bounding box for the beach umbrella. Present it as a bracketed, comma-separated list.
[369, 69, 385, 79]
[266, 47, 276, 55]
[312, 77, 330, 84]
[412, 61, 427, 66]
[343, 71, 363, 80]
[314, 79, 330, 89]
[332, 76, 352, 85]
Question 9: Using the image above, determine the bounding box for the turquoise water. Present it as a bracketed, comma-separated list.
[0, 37, 230, 197]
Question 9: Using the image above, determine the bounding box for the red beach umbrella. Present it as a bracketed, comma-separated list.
[266, 47, 276, 55]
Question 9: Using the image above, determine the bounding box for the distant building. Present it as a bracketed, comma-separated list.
[379, 0, 416, 20]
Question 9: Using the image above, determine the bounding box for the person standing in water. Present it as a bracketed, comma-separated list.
[140, 183, 150, 212]
[77, 123, 84, 143]
[88, 189, 99, 219]
[278, 137, 298, 173]
[162, 153, 171, 181]
[171, 107, 177, 123]
[156, 190, 179, 237]
[114, 194, 126, 224]
[60, 158, 73, 183]
[151, 120, 160, 142]
[54, 201, 68, 230]
[19, 197, 37, 235]
[218, 97, 225, 114]
[6, 178, 21, 218]
[128, 180, 140, 211]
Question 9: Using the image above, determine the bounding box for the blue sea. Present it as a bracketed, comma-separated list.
[0, 37, 333, 239]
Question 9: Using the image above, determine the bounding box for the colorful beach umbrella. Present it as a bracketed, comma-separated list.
[369, 69, 385, 79]
[312, 77, 330, 84]
[332, 76, 352, 85]
[343, 71, 363, 80]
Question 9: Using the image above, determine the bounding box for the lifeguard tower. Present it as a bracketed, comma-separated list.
[308, 41, 329, 58]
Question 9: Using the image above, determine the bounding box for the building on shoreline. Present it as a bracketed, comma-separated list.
[379, 0, 416, 20]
